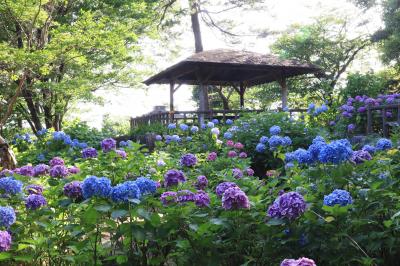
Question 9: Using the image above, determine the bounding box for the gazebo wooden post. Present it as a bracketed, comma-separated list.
[239, 82, 245, 109]
[198, 82, 209, 124]
[169, 81, 175, 123]
[278, 78, 288, 109]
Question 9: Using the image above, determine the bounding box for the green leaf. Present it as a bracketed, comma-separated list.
[111, 209, 128, 219]
[325, 216, 335, 223]
[94, 204, 111, 212]
[0, 253, 11, 261]
[266, 218, 285, 226]
[82, 208, 98, 224]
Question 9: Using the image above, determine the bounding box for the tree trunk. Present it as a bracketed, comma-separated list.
[22, 79, 42, 134]
[190, 1, 209, 116]
[215, 87, 230, 110]
[0, 136, 17, 169]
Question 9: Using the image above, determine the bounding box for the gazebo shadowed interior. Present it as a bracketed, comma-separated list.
[144, 49, 321, 111]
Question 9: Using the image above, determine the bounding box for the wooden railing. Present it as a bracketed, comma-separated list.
[366, 104, 400, 137]
[130, 108, 307, 130]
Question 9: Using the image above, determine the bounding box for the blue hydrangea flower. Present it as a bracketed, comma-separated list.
[37, 128, 48, 136]
[318, 139, 353, 164]
[167, 123, 176, 130]
[308, 142, 326, 161]
[256, 143, 266, 153]
[376, 138, 392, 151]
[293, 149, 313, 164]
[0, 206, 16, 227]
[211, 128, 220, 135]
[155, 135, 162, 141]
[111, 181, 141, 203]
[171, 135, 181, 142]
[207, 122, 214, 128]
[362, 145, 376, 154]
[186, 136, 192, 141]
[201, 124, 207, 129]
[180, 124, 189, 131]
[259, 136, 268, 144]
[212, 119, 219, 125]
[225, 119, 233, 125]
[284, 152, 296, 163]
[0, 177, 23, 195]
[269, 125, 281, 135]
[82, 176, 112, 199]
[268, 135, 283, 149]
[282, 136, 292, 146]
[191, 126, 199, 133]
[135, 177, 157, 195]
[52, 131, 67, 141]
[323, 189, 353, 207]
[37, 153, 46, 161]
[312, 136, 326, 144]
[223, 132, 233, 139]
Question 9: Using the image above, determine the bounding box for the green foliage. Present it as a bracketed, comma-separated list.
[340, 72, 391, 99]
[0, 0, 158, 132]
[271, 16, 370, 104]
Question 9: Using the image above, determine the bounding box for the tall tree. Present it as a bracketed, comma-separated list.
[0, 0, 157, 134]
[270, 17, 371, 105]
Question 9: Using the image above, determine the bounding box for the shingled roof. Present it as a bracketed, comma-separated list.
[144, 49, 321, 87]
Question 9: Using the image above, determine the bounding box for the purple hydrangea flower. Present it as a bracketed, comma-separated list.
[207, 152, 217, 161]
[195, 190, 210, 207]
[227, 151, 237, 158]
[222, 187, 250, 210]
[357, 106, 366, 113]
[216, 182, 239, 198]
[116, 149, 127, 159]
[82, 147, 98, 159]
[176, 190, 196, 203]
[347, 124, 355, 132]
[280, 257, 316, 266]
[0, 231, 12, 251]
[157, 159, 166, 167]
[239, 152, 247, 158]
[232, 168, 243, 179]
[33, 164, 49, 177]
[18, 165, 34, 177]
[25, 194, 47, 210]
[64, 181, 83, 200]
[49, 165, 69, 178]
[26, 184, 44, 195]
[101, 138, 117, 152]
[0, 169, 13, 177]
[180, 153, 197, 167]
[267, 192, 306, 220]
[195, 175, 208, 190]
[68, 166, 80, 174]
[49, 157, 64, 167]
[246, 168, 254, 176]
[160, 191, 177, 205]
[234, 142, 244, 150]
[164, 169, 186, 187]
[350, 150, 372, 164]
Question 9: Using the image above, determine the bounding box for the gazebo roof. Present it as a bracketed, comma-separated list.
[144, 49, 321, 87]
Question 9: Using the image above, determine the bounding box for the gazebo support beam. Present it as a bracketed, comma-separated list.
[278, 78, 288, 109]
[239, 82, 246, 108]
[169, 81, 175, 123]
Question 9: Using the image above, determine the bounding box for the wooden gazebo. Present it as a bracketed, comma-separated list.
[144, 49, 321, 114]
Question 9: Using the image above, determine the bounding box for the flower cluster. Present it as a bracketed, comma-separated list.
[286, 137, 353, 165]
[33, 164, 49, 177]
[195, 175, 208, 190]
[256, 126, 291, 152]
[0, 206, 16, 227]
[350, 150, 372, 164]
[17, 165, 34, 177]
[180, 153, 197, 167]
[111, 181, 141, 203]
[135, 177, 157, 195]
[164, 169, 187, 187]
[49, 157, 64, 167]
[160, 190, 210, 207]
[216, 182, 239, 197]
[51, 131, 87, 149]
[25, 194, 47, 210]
[64, 181, 83, 200]
[280, 257, 316, 266]
[222, 187, 250, 210]
[82, 147, 98, 158]
[26, 184, 44, 195]
[101, 138, 117, 152]
[12, 133, 33, 144]
[207, 152, 217, 161]
[0, 177, 23, 195]
[267, 192, 306, 220]
[307, 103, 328, 116]
[376, 138, 392, 151]
[82, 176, 112, 199]
[0, 230, 12, 251]
[323, 189, 353, 207]
[49, 165, 69, 178]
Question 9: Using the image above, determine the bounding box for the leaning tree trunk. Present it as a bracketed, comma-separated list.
[0, 136, 17, 170]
